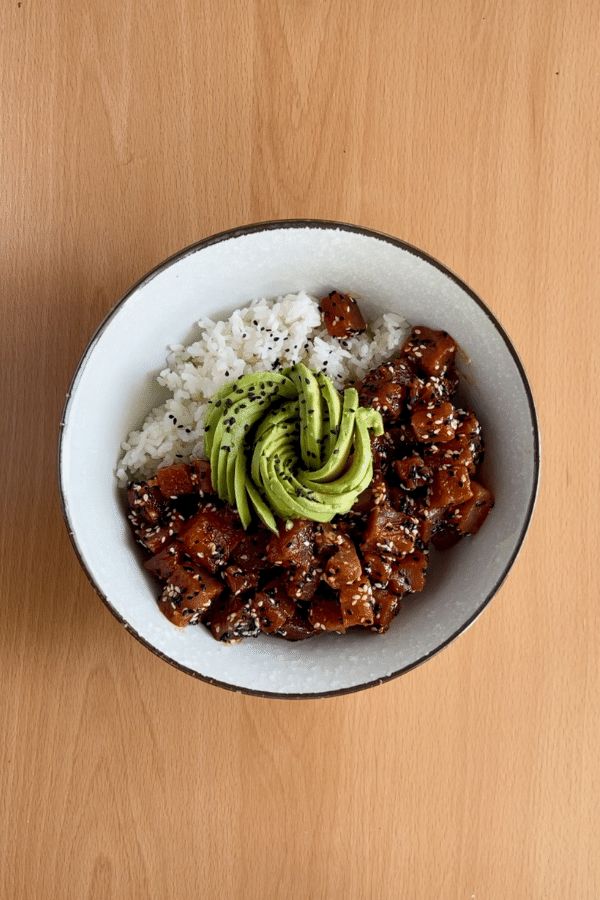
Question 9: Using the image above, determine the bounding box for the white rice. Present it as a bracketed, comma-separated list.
[116, 291, 410, 485]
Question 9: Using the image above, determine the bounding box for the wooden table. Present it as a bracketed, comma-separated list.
[2, 2, 599, 897]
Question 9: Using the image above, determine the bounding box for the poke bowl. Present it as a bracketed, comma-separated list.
[59, 220, 539, 698]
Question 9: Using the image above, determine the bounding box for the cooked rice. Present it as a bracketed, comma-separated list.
[116, 291, 410, 485]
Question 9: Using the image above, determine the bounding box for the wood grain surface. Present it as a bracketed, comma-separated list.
[1, 2, 599, 897]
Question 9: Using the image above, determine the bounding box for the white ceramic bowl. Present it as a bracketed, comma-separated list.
[59, 220, 539, 698]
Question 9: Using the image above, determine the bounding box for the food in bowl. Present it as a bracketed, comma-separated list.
[119, 291, 493, 642]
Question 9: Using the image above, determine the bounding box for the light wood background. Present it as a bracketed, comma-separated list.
[2, 2, 599, 898]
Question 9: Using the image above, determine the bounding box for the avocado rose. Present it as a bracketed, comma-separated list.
[204, 363, 384, 532]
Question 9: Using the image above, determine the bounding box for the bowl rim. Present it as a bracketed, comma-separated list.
[58, 218, 540, 700]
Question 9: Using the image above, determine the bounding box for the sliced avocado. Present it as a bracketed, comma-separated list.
[205, 363, 383, 529]
[290, 363, 323, 469]
[263, 459, 358, 519]
[234, 450, 252, 529]
[209, 413, 226, 481]
[251, 401, 298, 485]
[205, 373, 269, 454]
[211, 373, 296, 502]
[222, 381, 296, 503]
[317, 371, 342, 458]
[246, 480, 278, 533]
[360, 406, 385, 436]
[260, 454, 340, 521]
[307, 408, 376, 495]
[258, 427, 356, 521]
[204, 384, 235, 457]
[298, 387, 358, 485]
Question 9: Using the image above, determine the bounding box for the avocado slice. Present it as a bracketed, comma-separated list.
[234, 450, 252, 529]
[317, 371, 342, 458]
[245, 481, 278, 533]
[290, 363, 323, 469]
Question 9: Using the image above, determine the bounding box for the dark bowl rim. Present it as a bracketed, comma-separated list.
[58, 217, 540, 700]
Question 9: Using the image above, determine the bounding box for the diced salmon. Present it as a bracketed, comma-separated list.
[387, 486, 419, 515]
[454, 410, 484, 469]
[424, 439, 475, 474]
[372, 588, 401, 633]
[315, 523, 342, 552]
[224, 564, 258, 596]
[428, 465, 472, 509]
[180, 506, 244, 572]
[277, 612, 317, 641]
[144, 542, 183, 580]
[129, 508, 185, 554]
[127, 478, 165, 524]
[172, 566, 223, 605]
[309, 595, 346, 633]
[250, 581, 296, 634]
[362, 551, 393, 587]
[339, 577, 374, 628]
[158, 565, 223, 626]
[358, 358, 413, 421]
[361, 503, 418, 556]
[287, 565, 322, 602]
[393, 454, 432, 491]
[411, 401, 456, 443]
[204, 595, 260, 642]
[408, 371, 458, 408]
[320, 291, 367, 337]
[389, 550, 428, 594]
[223, 533, 269, 595]
[431, 525, 461, 550]
[418, 510, 439, 543]
[156, 463, 196, 498]
[190, 459, 214, 494]
[351, 477, 387, 517]
[371, 432, 395, 473]
[157, 602, 195, 628]
[323, 535, 362, 590]
[402, 326, 457, 376]
[452, 481, 494, 535]
[266, 520, 315, 569]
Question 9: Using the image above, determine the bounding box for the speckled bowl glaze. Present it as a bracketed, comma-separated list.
[59, 220, 539, 698]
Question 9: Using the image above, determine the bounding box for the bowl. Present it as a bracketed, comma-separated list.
[59, 220, 539, 698]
